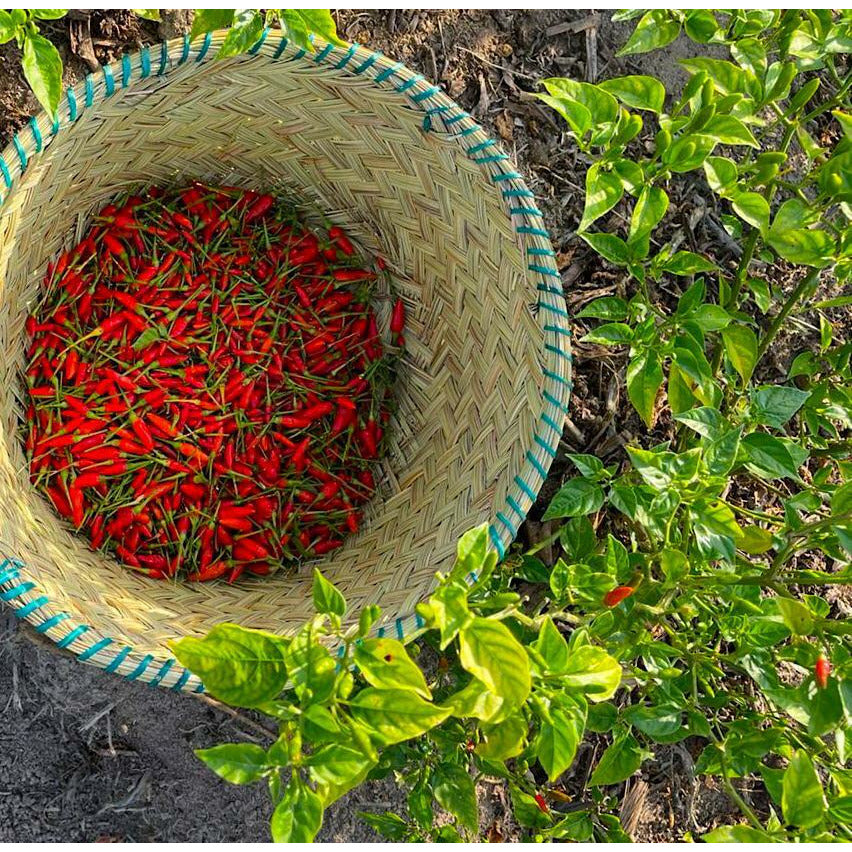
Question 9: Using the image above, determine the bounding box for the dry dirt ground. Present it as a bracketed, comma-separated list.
[0, 9, 805, 842]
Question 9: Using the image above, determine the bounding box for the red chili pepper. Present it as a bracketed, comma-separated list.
[603, 586, 635, 607]
[390, 298, 405, 334]
[534, 793, 549, 814]
[815, 656, 831, 689]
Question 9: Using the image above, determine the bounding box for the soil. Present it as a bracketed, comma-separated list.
[0, 9, 843, 844]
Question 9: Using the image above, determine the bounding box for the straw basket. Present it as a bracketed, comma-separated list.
[0, 30, 571, 692]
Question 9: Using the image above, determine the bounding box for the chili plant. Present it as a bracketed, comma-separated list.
[171, 525, 623, 842]
[528, 6, 851, 842]
[0, 9, 342, 118]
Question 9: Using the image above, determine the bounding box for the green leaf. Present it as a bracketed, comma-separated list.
[358, 811, 408, 840]
[628, 185, 669, 256]
[312, 568, 346, 616]
[170, 624, 289, 708]
[589, 730, 644, 785]
[543, 77, 618, 127]
[533, 617, 571, 673]
[576, 296, 629, 320]
[132, 9, 162, 21]
[683, 9, 718, 42]
[768, 228, 835, 268]
[703, 156, 739, 196]
[560, 645, 621, 701]
[681, 57, 753, 97]
[782, 750, 826, 828]
[742, 433, 803, 480]
[285, 624, 337, 704]
[32, 10, 67, 20]
[665, 134, 716, 172]
[307, 741, 376, 806]
[22, 32, 63, 116]
[0, 10, 16, 44]
[580, 164, 624, 231]
[280, 9, 346, 51]
[770, 198, 819, 234]
[721, 324, 758, 385]
[661, 250, 718, 276]
[509, 785, 552, 829]
[190, 9, 236, 40]
[775, 597, 815, 636]
[732, 192, 770, 233]
[476, 714, 527, 760]
[750, 386, 810, 428]
[703, 825, 775, 842]
[731, 37, 767, 76]
[217, 9, 265, 59]
[353, 638, 431, 699]
[580, 232, 630, 265]
[691, 499, 743, 561]
[536, 93, 592, 138]
[433, 764, 478, 831]
[581, 321, 634, 345]
[536, 694, 586, 781]
[271, 777, 324, 842]
[453, 523, 496, 584]
[459, 617, 531, 710]
[737, 525, 775, 555]
[420, 581, 472, 650]
[704, 115, 759, 147]
[626, 350, 663, 428]
[443, 677, 503, 722]
[566, 453, 605, 479]
[599, 75, 665, 112]
[626, 704, 682, 740]
[542, 478, 604, 520]
[617, 10, 680, 56]
[349, 688, 450, 745]
[195, 743, 269, 785]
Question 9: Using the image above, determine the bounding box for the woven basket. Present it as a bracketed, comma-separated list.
[0, 30, 571, 692]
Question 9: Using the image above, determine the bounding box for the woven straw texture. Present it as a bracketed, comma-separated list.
[0, 30, 571, 691]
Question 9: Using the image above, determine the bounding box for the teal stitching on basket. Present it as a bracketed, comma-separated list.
[125, 654, 154, 681]
[77, 637, 112, 662]
[354, 52, 379, 74]
[172, 668, 192, 692]
[529, 264, 560, 277]
[67, 88, 78, 121]
[507, 495, 525, 518]
[488, 526, 506, 558]
[140, 45, 151, 78]
[374, 61, 403, 82]
[13, 134, 27, 171]
[1, 582, 35, 602]
[104, 645, 132, 674]
[179, 34, 190, 64]
[335, 42, 358, 69]
[248, 28, 269, 55]
[196, 31, 213, 62]
[314, 42, 334, 63]
[0, 36, 569, 692]
[35, 612, 70, 633]
[148, 658, 174, 688]
[273, 36, 289, 59]
[56, 624, 89, 649]
[29, 118, 43, 152]
[15, 595, 48, 618]
[103, 63, 115, 96]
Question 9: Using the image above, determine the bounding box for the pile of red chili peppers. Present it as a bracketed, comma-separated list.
[24, 183, 403, 583]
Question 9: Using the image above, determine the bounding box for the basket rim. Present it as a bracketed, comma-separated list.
[0, 28, 572, 693]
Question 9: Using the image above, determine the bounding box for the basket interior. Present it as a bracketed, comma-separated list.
[0, 41, 552, 672]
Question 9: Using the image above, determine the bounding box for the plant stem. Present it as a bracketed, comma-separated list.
[755, 267, 821, 365]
